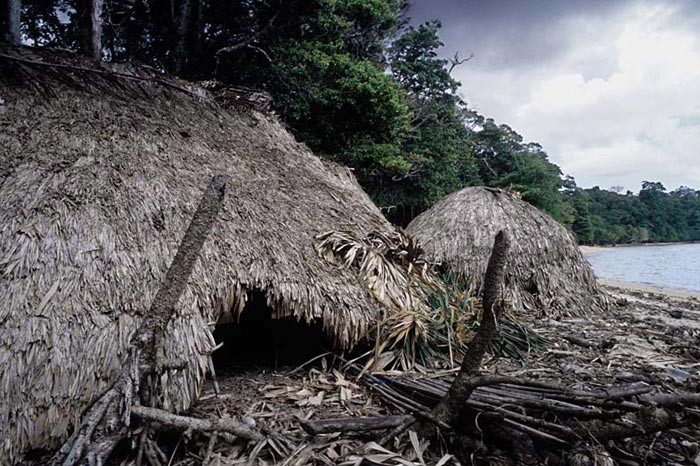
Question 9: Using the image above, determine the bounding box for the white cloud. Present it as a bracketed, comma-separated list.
[451, 1, 700, 191]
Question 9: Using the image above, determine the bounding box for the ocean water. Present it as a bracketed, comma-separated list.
[584, 243, 700, 293]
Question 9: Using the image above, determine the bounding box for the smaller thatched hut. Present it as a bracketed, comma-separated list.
[406, 187, 609, 317]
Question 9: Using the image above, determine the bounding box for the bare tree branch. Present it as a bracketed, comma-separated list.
[448, 51, 473, 74]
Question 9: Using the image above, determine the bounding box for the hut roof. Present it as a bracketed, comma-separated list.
[406, 187, 609, 318]
[0, 45, 396, 461]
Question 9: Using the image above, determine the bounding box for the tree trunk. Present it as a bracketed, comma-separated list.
[76, 0, 103, 60]
[430, 231, 510, 427]
[172, 0, 200, 76]
[1, 0, 21, 44]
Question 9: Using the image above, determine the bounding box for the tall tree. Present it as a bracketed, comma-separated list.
[1, 0, 21, 44]
[76, 0, 103, 59]
[172, 0, 201, 76]
[379, 20, 480, 224]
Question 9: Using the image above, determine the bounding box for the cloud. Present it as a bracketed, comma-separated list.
[410, 0, 700, 191]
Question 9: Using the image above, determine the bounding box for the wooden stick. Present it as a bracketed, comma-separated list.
[300, 415, 413, 435]
[427, 231, 512, 426]
[50, 175, 229, 466]
[130, 406, 262, 441]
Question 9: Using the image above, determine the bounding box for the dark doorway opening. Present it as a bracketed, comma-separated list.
[212, 290, 332, 373]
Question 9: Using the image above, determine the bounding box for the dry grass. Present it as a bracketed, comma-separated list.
[0, 45, 405, 463]
[407, 187, 610, 318]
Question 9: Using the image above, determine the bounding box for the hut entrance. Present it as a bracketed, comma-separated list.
[212, 290, 331, 374]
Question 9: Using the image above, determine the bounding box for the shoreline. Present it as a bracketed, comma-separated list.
[579, 245, 700, 298]
[580, 241, 699, 254]
[598, 277, 700, 299]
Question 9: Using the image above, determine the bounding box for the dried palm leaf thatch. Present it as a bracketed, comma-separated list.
[316, 231, 548, 370]
[316, 230, 477, 370]
[0, 45, 400, 462]
[406, 187, 610, 318]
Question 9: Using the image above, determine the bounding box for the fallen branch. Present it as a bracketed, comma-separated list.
[130, 406, 263, 441]
[300, 415, 413, 435]
[563, 335, 596, 349]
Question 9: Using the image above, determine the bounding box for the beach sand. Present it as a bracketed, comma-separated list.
[578, 244, 612, 254]
[600, 277, 700, 299]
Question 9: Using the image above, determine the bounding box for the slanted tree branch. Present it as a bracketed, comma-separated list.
[448, 51, 473, 74]
[430, 230, 510, 427]
[50, 174, 231, 466]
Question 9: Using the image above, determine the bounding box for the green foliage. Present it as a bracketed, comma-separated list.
[389, 20, 459, 98]
[28, 0, 690, 239]
[466, 113, 572, 224]
[371, 19, 484, 225]
[565, 184, 700, 244]
[269, 40, 410, 154]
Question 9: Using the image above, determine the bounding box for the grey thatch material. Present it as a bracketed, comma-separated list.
[406, 187, 609, 317]
[0, 46, 398, 462]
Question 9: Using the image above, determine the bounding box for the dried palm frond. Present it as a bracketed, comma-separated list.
[317, 232, 548, 370]
[316, 230, 440, 314]
[316, 230, 474, 370]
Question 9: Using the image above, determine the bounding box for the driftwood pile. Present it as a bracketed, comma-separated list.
[361, 372, 700, 464]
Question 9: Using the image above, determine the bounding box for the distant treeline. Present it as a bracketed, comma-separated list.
[565, 183, 700, 245]
[4, 0, 699, 244]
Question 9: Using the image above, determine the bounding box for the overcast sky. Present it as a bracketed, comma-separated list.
[409, 0, 700, 192]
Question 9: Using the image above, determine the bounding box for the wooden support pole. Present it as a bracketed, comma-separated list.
[430, 231, 510, 427]
[50, 175, 231, 466]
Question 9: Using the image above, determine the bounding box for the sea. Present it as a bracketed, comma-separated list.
[583, 243, 700, 294]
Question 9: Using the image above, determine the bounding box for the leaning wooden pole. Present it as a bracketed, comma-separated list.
[431, 230, 510, 426]
[50, 175, 236, 466]
[76, 0, 104, 60]
[1, 0, 21, 45]
[137, 174, 228, 363]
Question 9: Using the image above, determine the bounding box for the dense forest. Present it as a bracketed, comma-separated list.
[2, 0, 699, 244]
[567, 183, 700, 245]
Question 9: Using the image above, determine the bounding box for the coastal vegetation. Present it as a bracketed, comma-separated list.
[5, 0, 698, 243]
[567, 182, 700, 245]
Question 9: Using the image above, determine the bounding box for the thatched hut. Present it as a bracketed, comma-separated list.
[0, 46, 405, 462]
[406, 187, 609, 317]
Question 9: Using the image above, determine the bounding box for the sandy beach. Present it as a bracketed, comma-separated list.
[578, 244, 611, 254]
[600, 277, 700, 299]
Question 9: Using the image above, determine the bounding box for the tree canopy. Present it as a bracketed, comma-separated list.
[565, 183, 700, 244]
[4, 0, 698, 242]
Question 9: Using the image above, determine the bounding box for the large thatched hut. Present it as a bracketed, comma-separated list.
[0, 46, 407, 462]
[406, 187, 609, 317]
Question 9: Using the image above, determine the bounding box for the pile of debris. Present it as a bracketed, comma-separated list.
[115, 237, 700, 466]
